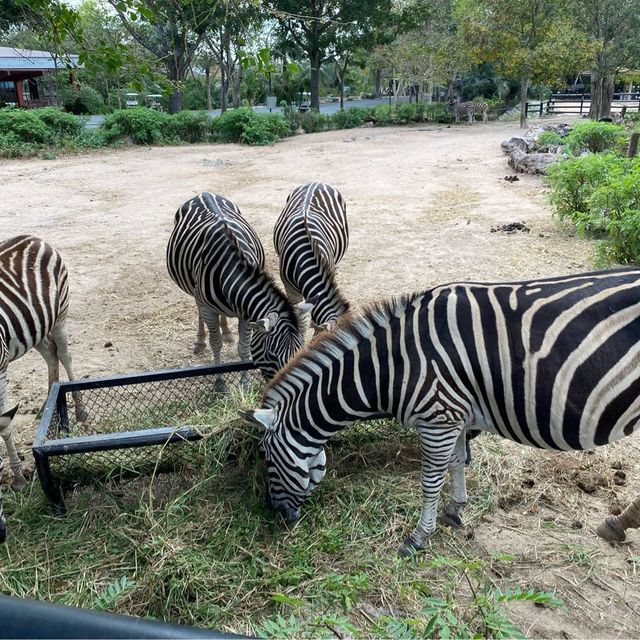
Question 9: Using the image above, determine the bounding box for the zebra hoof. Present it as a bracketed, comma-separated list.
[12, 474, 28, 491]
[193, 342, 207, 355]
[222, 332, 235, 345]
[596, 517, 626, 542]
[441, 509, 464, 529]
[397, 537, 422, 558]
[75, 408, 89, 423]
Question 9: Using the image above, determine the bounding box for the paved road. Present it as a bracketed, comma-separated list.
[84, 96, 404, 129]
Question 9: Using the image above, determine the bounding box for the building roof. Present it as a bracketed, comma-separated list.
[0, 46, 80, 70]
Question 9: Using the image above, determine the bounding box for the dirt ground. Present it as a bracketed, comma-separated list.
[1, 118, 639, 637]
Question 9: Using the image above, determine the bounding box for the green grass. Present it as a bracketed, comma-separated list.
[1, 388, 562, 638]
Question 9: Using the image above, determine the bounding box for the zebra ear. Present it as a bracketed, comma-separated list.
[239, 408, 277, 431]
[249, 312, 279, 334]
[0, 404, 19, 428]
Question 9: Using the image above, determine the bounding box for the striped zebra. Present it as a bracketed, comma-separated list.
[1, 236, 85, 540]
[450, 99, 488, 124]
[274, 183, 350, 334]
[167, 192, 312, 380]
[243, 269, 640, 556]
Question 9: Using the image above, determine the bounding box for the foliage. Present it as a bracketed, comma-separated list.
[536, 130, 564, 147]
[563, 120, 625, 155]
[332, 107, 367, 129]
[60, 83, 108, 115]
[212, 107, 292, 145]
[100, 107, 172, 144]
[168, 111, 217, 143]
[548, 153, 640, 264]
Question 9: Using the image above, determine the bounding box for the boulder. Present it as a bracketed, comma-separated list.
[501, 137, 529, 155]
[507, 149, 559, 175]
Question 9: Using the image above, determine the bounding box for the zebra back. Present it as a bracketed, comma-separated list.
[0, 235, 69, 364]
[274, 183, 350, 328]
[452, 100, 488, 123]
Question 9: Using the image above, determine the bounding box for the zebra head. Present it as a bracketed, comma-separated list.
[241, 407, 327, 522]
[248, 301, 313, 380]
[0, 404, 19, 544]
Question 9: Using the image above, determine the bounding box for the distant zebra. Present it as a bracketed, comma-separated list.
[451, 99, 488, 124]
[274, 183, 350, 334]
[243, 269, 640, 556]
[0, 236, 85, 536]
[167, 193, 312, 380]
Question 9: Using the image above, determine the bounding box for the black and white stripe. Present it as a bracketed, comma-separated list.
[0, 235, 84, 541]
[167, 192, 311, 380]
[451, 99, 488, 124]
[274, 183, 350, 333]
[244, 269, 640, 554]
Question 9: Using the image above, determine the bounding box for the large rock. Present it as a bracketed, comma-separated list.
[501, 137, 529, 155]
[507, 149, 559, 174]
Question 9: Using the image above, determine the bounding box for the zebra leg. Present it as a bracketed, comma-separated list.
[200, 307, 226, 392]
[399, 424, 462, 557]
[237, 318, 252, 387]
[34, 337, 59, 391]
[220, 315, 235, 345]
[441, 431, 468, 528]
[596, 492, 640, 542]
[0, 406, 27, 490]
[51, 320, 87, 422]
[193, 310, 207, 355]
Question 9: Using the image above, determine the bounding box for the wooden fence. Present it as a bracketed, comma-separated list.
[541, 92, 640, 116]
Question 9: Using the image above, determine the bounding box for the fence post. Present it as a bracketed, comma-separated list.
[629, 132, 639, 158]
[579, 93, 584, 115]
[539, 100, 543, 116]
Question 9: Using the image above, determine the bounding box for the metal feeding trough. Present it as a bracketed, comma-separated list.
[32, 361, 260, 512]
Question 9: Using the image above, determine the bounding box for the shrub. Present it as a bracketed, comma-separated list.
[36, 107, 84, 138]
[61, 84, 107, 115]
[0, 108, 52, 143]
[564, 120, 625, 155]
[169, 111, 216, 143]
[537, 130, 564, 146]
[548, 153, 640, 264]
[213, 108, 291, 145]
[299, 110, 331, 133]
[100, 108, 172, 144]
[331, 107, 367, 129]
[370, 105, 400, 126]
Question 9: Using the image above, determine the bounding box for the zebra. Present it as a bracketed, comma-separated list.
[167, 192, 312, 380]
[243, 269, 640, 556]
[273, 183, 350, 335]
[450, 98, 488, 124]
[1, 235, 85, 538]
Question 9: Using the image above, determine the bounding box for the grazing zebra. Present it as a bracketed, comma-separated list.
[167, 192, 312, 380]
[243, 269, 640, 556]
[0, 236, 85, 536]
[450, 99, 488, 124]
[274, 183, 350, 334]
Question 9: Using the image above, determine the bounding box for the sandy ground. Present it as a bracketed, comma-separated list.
[1, 118, 638, 636]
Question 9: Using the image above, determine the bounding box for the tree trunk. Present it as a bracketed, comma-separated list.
[206, 66, 212, 111]
[168, 91, 182, 114]
[310, 46, 320, 111]
[220, 60, 227, 113]
[589, 67, 614, 120]
[167, 60, 183, 113]
[375, 68, 382, 97]
[519, 75, 529, 129]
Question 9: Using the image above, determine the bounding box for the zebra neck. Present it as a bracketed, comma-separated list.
[232, 266, 294, 324]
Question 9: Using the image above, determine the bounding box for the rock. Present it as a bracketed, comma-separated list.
[501, 137, 529, 155]
[508, 149, 559, 175]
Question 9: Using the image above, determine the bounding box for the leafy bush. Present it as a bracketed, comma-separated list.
[299, 110, 331, 133]
[331, 107, 367, 129]
[213, 108, 291, 145]
[100, 108, 172, 144]
[0, 108, 53, 143]
[537, 130, 564, 147]
[168, 111, 216, 143]
[564, 120, 625, 155]
[548, 153, 640, 264]
[370, 104, 400, 126]
[61, 84, 107, 115]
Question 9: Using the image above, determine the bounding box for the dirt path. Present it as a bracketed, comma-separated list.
[1, 119, 638, 638]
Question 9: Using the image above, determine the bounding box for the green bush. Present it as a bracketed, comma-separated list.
[169, 111, 216, 143]
[61, 84, 107, 115]
[0, 108, 53, 143]
[564, 120, 625, 155]
[370, 105, 400, 126]
[548, 153, 640, 264]
[331, 107, 367, 129]
[537, 130, 564, 147]
[100, 108, 172, 144]
[299, 110, 331, 133]
[213, 108, 291, 145]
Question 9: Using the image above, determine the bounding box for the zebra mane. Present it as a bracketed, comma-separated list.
[201, 194, 300, 326]
[263, 293, 415, 402]
[303, 214, 351, 317]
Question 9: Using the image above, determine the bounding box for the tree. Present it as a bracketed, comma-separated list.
[572, 0, 640, 120]
[266, 0, 387, 111]
[456, 0, 590, 127]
